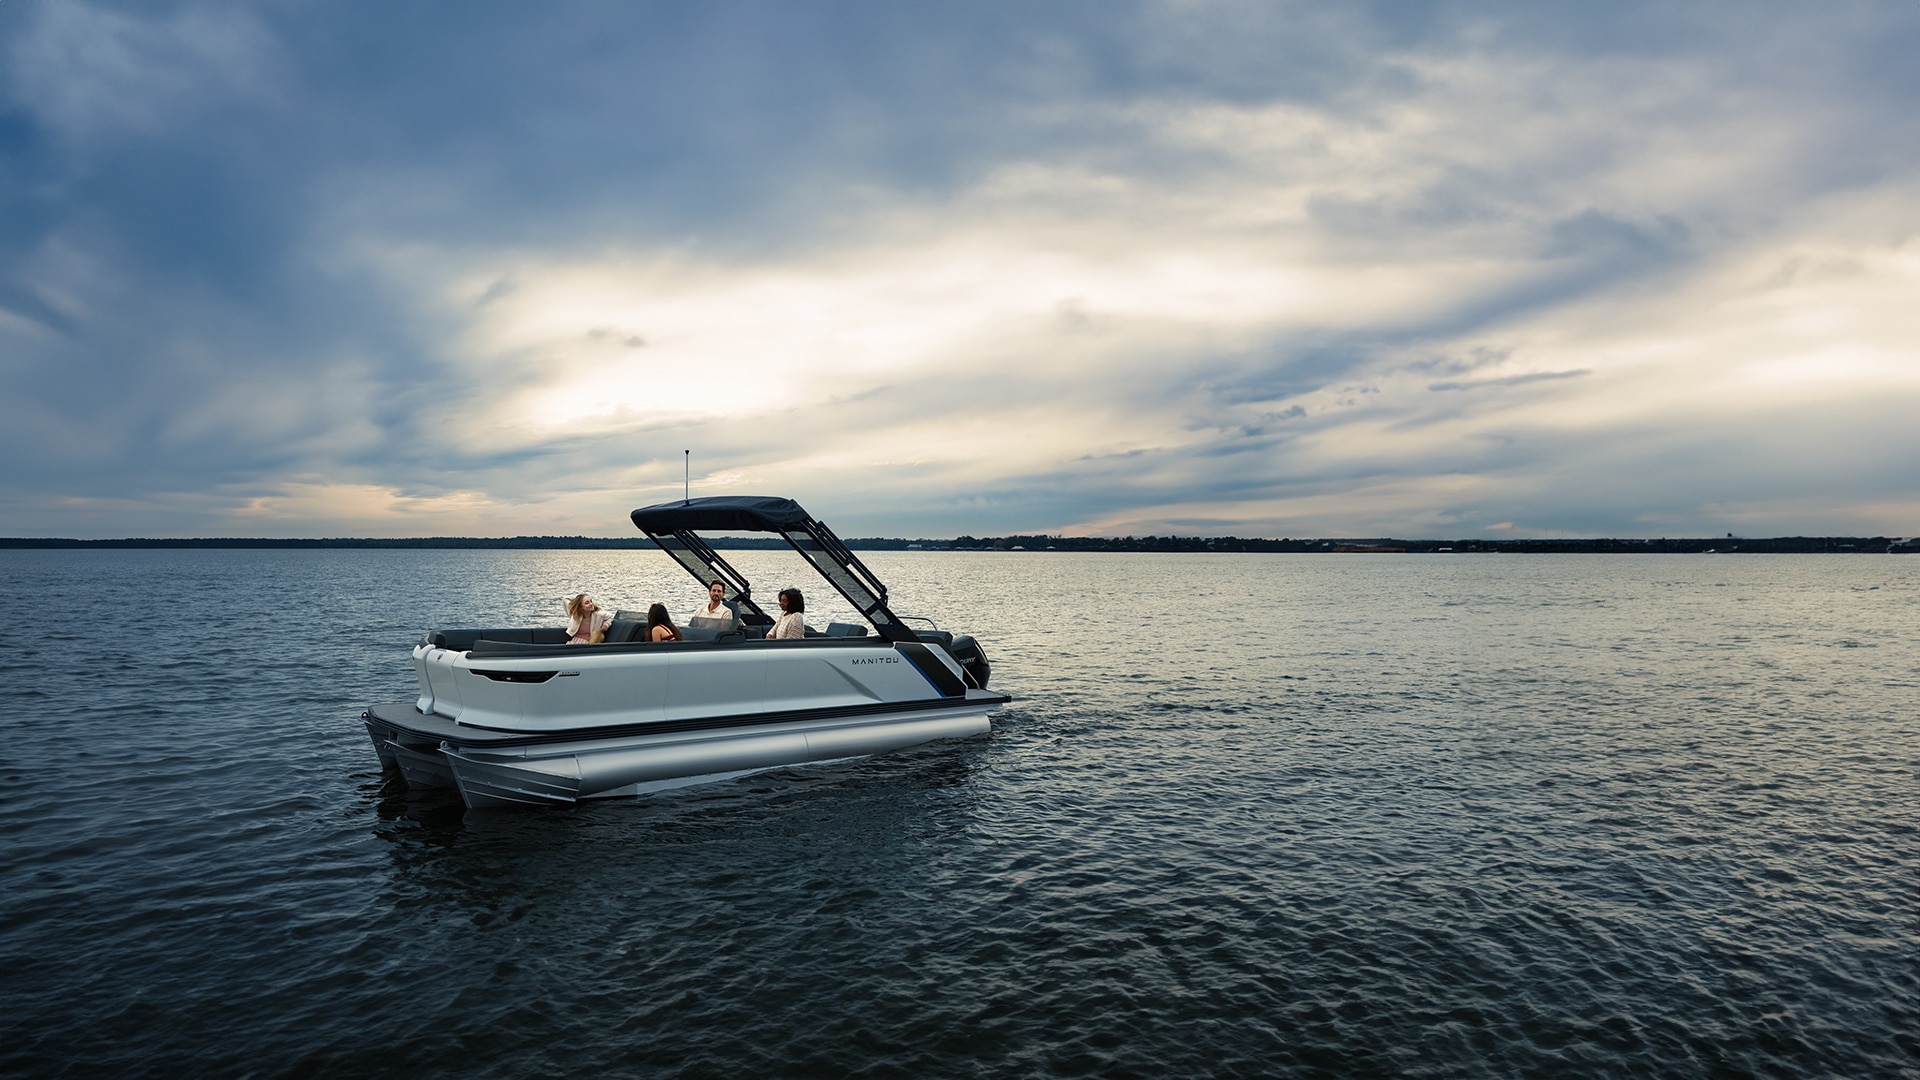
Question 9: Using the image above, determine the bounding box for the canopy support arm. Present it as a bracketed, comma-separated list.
[777, 519, 918, 643]
[641, 529, 771, 624]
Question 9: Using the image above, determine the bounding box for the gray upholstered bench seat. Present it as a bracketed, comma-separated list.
[432, 627, 571, 650]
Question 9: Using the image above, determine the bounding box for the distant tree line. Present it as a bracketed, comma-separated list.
[2, 534, 1913, 553]
[856, 535, 1918, 554]
[0, 536, 665, 549]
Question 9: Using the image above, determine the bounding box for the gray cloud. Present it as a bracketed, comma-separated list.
[1428, 370, 1589, 392]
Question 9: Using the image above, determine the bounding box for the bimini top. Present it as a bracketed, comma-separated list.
[629, 493, 917, 642]
[630, 496, 816, 535]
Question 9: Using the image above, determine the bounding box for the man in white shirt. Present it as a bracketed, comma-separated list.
[686, 581, 739, 630]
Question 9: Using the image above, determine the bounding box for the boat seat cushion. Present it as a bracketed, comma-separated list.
[470, 638, 561, 654]
[606, 619, 643, 643]
[432, 627, 570, 650]
[823, 622, 868, 637]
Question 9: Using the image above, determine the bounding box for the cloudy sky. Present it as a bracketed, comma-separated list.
[3, 1, 1916, 539]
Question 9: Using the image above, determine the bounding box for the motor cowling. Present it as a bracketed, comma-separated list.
[946, 634, 991, 689]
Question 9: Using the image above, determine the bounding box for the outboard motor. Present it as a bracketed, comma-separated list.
[945, 634, 992, 689]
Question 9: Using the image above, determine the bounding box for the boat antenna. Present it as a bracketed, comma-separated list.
[684, 450, 690, 505]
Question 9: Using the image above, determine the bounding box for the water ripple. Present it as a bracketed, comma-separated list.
[0, 550, 1914, 1077]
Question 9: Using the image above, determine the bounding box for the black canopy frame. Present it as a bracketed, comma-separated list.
[630, 497, 918, 643]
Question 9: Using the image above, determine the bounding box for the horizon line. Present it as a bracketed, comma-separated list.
[3, 534, 1913, 550]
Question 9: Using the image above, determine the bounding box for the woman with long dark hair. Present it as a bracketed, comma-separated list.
[645, 603, 683, 642]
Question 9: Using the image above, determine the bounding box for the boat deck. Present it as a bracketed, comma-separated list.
[366, 702, 526, 743]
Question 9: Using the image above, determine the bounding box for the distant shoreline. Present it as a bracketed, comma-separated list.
[2, 535, 1913, 553]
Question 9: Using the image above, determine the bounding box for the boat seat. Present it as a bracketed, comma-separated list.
[606, 619, 644, 643]
[469, 639, 564, 654]
[823, 622, 868, 638]
[432, 628, 570, 650]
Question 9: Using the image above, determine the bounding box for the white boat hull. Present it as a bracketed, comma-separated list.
[365, 637, 1006, 809]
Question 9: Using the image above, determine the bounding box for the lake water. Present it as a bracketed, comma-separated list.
[1, 549, 1914, 1077]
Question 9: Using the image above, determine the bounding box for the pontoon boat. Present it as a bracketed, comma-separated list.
[362, 497, 1009, 809]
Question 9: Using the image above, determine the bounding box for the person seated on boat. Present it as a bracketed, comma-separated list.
[645, 603, 683, 642]
[686, 580, 739, 631]
[566, 593, 613, 645]
[768, 588, 808, 639]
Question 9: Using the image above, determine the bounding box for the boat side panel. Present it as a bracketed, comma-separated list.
[425, 641, 952, 732]
[444, 656, 525, 727]
[680, 644, 937, 719]
[831, 648, 948, 702]
[413, 647, 434, 714]
[418, 647, 469, 720]
[663, 648, 768, 723]
[513, 649, 669, 728]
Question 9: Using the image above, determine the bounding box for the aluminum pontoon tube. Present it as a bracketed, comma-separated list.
[444, 709, 992, 808]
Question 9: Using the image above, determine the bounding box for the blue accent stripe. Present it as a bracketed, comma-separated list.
[896, 642, 966, 696]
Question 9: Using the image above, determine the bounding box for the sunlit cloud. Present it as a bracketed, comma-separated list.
[230, 481, 503, 531]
